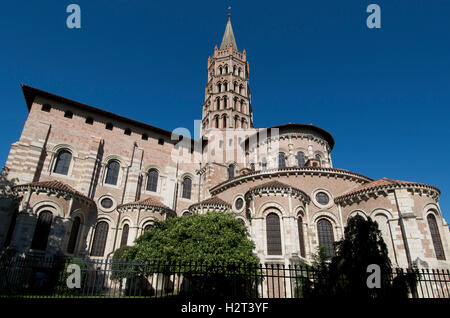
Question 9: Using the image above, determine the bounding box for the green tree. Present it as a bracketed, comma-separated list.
[329, 215, 392, 298]
[112, 212, 260, 297]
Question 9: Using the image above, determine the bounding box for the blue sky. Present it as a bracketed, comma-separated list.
[0, 1, 449, 220]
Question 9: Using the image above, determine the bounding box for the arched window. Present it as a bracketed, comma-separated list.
[223, 97, 228, 108]
[261, 157, 267, 170]
[315, 154, 322, 166]
[297, 152, 305, 167]
[120, 224, 129, 247]
[216, 97, 220, 110]
[53, 150, 72, 175]
[278, 152, 286, 168]
[219, 66, 223, 75]
[214, 116, 219, 128]
[67, 216, 81, 254]
[182, 177, 192, 199]
[298, 216, 306, 257]
[91, 221, 109, 257]
[224, 65, 228, 74]
[234, 117, 239, 128]
[233, 65, 237, 75]
[147, 169, 159, 192]
[105, 161, 120, 185]
[317, 219, 335, 258]
[266, 213, 282, 255]
[182, 212, 192, 217]
[144, 224, 152, 232]
[427, 214, 446, 260]
[228, 164, 235, 179]
[223, 116, 227, 128]
[31, 211, 53, 251]
[217, 83, 222, 93]
[224, 82, 228, 91]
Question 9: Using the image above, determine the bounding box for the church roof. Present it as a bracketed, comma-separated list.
[335, 177, 440, 202]
[189, 196, 231, 209]
[220, 14, 238, 50]
[249, 180, 301, 192]
[14, 180, 94, 204]
[118, 196, 171, 210]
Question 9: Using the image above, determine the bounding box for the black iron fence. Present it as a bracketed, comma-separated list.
[0, 256, 449, 298]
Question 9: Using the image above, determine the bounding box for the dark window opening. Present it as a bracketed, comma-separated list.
[182, 177, 192, 199]
[120, 224, 129, 247]
[317, 219, 335, 258]
[67, 216, 81, 254]
[142, 134, 149, 140]
[41, 104, 51, 112]
[31, 211, 53, 251]
[105, 161, 120, 185]
[64, 111, 73, 119]
[106, 123, 113, 130]
[53, 150, 72, 175]
[124, 128, 131, 136]
[91, 221, 109, 257]
[85, 117, 94, 125]
[427, 214, 446, 260]
[266, 213, 282, 255]
[146, 169, 159, 192]
[158, 138, 164, 145]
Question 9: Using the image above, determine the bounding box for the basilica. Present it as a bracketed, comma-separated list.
[0, 14, 449, 270]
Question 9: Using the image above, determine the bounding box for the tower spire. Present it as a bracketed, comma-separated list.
[220, 13, 237, 50]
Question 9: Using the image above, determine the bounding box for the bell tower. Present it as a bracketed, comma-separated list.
[201, 14, 253, 136]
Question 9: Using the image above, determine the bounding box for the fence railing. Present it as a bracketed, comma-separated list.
[0, 256, 449, 298]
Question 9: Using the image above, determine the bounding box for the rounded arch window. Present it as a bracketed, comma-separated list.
[67, 216, 81, 254]
[315, 192, 329, 205]
[427, 213, 446, 260]
[53, 150, 72, 175]
[297, 152, 305, 167]
[147, 169, 159, 192]
[278, 152, 286, 168]
[144, 223, 153, 232]
[91, 221, 109, 257]
[266, 213, 282, 255]
[31, 211, 53, 251]
[181, 177, 192, 199]
[228, 164, 235, 179]
[105, 160, 120, 185]
[120, 224, 129, 247]
[317, 218, 335, 258]
[182, 211, 192, 217]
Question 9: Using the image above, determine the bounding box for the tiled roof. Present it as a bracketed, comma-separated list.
[249, 180, 301, 192]
[118, 196, 171, 210]
[190, 196, 231, 209]
[14, 180, 93, 202]
[335, 177, 440, 201]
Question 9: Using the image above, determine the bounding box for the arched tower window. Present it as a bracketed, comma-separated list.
[67, 216, 81, 254]
[317, 219, 335, 258]
[266, 213, 282, 255]
[147, 169, 159, 192]
[144, 224, 153, 232]
[427, 214, 446, 260]
[105, 160, 120, 185]
[261, 157, 267, 170]
[91, 221, 109, 257]
[31, 211, 53, 251]
[224, 65, 228, 73]
[217, 83, 222, 93]
[222, 116, 227, 128]
[182, 177, 192, 199]
[315, 154, 322, 166]
[297, 152, 305, 167]
[120, 224, 129, 247]
[53, 150, 72, 175]
[223, 97, 228, 109]
[298, 216, 306, 257]
[233, 65, 237, 75]
[224, 82, 228, 91]
[278, 152, 286, 168]
[234, 116, 239, 128]
[216, 97, 220, 110]
[228, 164, 235, 179]
[219, 66, 223, 75]
[214, 116, 219, 128]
